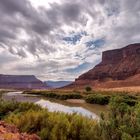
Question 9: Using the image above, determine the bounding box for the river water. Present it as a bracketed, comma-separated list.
[2, 91, 107, 119]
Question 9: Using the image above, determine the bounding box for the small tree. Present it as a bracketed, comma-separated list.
[85, 86, 92, 92]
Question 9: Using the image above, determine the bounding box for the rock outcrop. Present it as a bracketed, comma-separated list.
[69, 43, 140, 88]
[0, 75, 47, 89]
[0, 121, 40, 140]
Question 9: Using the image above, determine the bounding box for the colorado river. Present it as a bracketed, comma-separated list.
[2, 91, 107, 119]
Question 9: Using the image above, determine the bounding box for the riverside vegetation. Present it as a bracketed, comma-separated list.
[1, 91, 140, 140]
[24, 90, 82, 100]
[23, 89, 139, 106]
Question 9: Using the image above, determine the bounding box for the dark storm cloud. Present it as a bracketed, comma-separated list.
[0, 0, 140, 80]
[0, 0, 34, 18]
[25, 37, 57, 55]
[40, 2, 83, 32]
[0, 0, 139, 57]
[59, 2, 82, 23]
[0, 28, 16, 42]
[0, 0, 83, 36]
[0, 0, 51, 38]
[0, 0, 51, 57]
[0, 0, 85, 58]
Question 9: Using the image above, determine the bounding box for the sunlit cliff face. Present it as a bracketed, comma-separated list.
[0, 0, 140, 81]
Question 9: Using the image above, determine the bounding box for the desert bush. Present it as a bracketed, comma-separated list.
[0, 90, 8, 99]
[85, 94, 110, 105]
[5, 109, 100, 140]
[42, 92, 59, 98]
[23, 91, 82, 100]
[0, 100, 19, 119]
[2, 93, 140, 140]
[0, 100, 41, 119]
[85, 86, 92, 92]
[85, 93, 138, 106]
[100, 96, 140, 140]
[59, 93, 82, 100]
[113, 94, 137, 106]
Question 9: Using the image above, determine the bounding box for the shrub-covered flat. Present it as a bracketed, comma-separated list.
[23, 89, 140, 106]
[2, 91, 108, 117]
[1, 92, 140, 140]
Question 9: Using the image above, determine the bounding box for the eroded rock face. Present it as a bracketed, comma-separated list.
[0, 121, 40, 140]
[0, 75, 46, 89]
[70, 43, 140, 88]
[78, 43, 140, 81]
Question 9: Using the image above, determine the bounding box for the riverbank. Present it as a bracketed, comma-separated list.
[3, 89, 140, 117]
[0, 100, 99, 140]
[2, 91, 106, 117]
[1, 95, 140, 140]
[23, 89, 140, 106]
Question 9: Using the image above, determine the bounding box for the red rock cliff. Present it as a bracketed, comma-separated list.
[0, 75, 47, 89]
[70, 43, 140, 88]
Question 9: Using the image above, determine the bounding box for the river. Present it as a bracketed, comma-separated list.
[2, 91, 108, 119]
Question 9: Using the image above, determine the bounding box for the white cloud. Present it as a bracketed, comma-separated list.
[0, 0, 140, 81]
[28, 0, 62, 8]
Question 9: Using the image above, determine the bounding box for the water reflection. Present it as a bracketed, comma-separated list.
[3, 92, 99, 119]
[36, 99, 98, 119]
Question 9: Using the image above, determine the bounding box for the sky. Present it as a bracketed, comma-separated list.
[0, 0, 140, 81]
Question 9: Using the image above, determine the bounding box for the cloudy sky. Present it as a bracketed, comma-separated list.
[0, 0, 140, 81]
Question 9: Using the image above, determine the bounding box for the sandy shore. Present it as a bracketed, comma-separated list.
[66, 99, 85, 104]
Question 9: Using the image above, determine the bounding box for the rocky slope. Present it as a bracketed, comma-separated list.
[0, 121, 40, 140]
[0, 75, 46, 89]
[69, 43, 140, 88]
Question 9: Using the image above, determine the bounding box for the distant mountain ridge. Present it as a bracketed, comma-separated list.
[0, 74, 46, 89]
[67, 43, 140, 88]
[45, 81, 73, 88]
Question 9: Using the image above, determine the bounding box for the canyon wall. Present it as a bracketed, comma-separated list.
[0, 75, 46, 89]
[69, 43, 140, 88]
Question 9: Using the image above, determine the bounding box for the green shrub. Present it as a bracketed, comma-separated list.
[2, 93, 140, 140]
[5, 110, 99, 140]
[23, 91, 82, 100]
[59, 94, 82, 100]
[0, 100, 19, 119]
[0, 90, 8, 99]
[0, 100, 41, 119]
[85, 94, 110, 105]
[112, 94, 137, 106]
[85, 94, 137, 106]
[85, 86, 92, 92]
[100, 96, 140, 140]
[43, 92, 59, 98]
